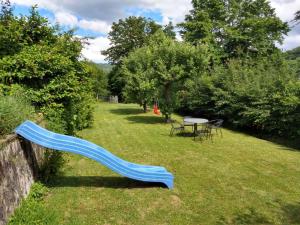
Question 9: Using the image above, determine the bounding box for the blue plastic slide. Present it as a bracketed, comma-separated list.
[15, 121, 174, 189]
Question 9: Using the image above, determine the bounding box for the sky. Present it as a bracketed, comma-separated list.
[10, 0, 300, 63]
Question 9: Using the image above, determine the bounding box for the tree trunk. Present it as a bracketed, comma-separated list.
[163, 83, 172, 122]
[143, 101, 147, 113]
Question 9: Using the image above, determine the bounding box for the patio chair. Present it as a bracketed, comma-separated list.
[170, 120, 184, 136]
[183, 116, 194, 131]
[209, 119, 223, 137]
[194, 123, 213, 141]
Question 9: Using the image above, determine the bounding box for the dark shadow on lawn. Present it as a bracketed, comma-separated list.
[126, 115, 165, 124]
[217, 208, 272, 225]
[110, 108, 145, 115]
[47, 176, 167, 189]
[174, 132, 195, 137]
[224, 124, 300, 151]
[280, 202, 300, 224]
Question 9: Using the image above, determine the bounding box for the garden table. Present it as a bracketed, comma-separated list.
[183, 117, 208, 136]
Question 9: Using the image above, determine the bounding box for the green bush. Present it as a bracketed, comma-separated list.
[39, 149, 65, 183]
[0, 5, 94, 135]
[180, 57, 300, 138]
[0, 94, 34, 137]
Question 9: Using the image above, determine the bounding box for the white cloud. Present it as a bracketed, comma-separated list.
[140, 0, 192, 25]
[78, 19, 111, 34]
[54, 12, 110, 33]
[270, 0, 300, 22]
[279, 34, 300, 50]
[81, 36, 110, 63]
[55, 11, 78, 27]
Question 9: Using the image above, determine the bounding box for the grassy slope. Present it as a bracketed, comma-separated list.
[19, 103, 300, 224]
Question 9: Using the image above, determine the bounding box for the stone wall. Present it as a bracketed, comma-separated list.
[0, 134, 45, 225]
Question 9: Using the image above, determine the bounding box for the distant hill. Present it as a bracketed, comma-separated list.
[286, 46, 300, 60]
[97, 63, 113, 73]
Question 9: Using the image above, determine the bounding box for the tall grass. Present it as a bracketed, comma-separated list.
[0, 95, 34, 137]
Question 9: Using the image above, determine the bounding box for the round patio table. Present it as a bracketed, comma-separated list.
[183, 118, 208, 135]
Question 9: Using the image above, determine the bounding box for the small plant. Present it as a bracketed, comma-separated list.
[39, 149, 66, 183]
[8, 182, 58, 225]
[28, 182, 48, 201]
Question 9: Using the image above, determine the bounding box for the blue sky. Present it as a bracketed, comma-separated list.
[10, 0, 300, 63]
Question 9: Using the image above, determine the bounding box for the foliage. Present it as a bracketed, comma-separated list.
[122, 31, 209, 120]
[0, 93, 34, 137]
[102, 16, 162, 65]
[122, 46, 157, 112]
[39, 150, 65, 183]
[102, 16, 176, 100]
[0, 3, 93, 135]
[179, 57, 300, 138]
[102, 16, 176, 65]
[286, 46, 300, 60]
[179, 0, 290, 59]
[8, 182, 58, 225]
[97, 63, 113, 73]
[107, 66, 125, 101]
[84, 61, 109, 100]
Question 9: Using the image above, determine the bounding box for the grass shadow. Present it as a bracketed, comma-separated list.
[47, 176, 167, 189]
[174, 132, 195, 137]
[110, 108, 145, 115]
[280, 202, 300, 224]
[217, 208, 272, 225]
[225, 125, 300, 151]
[126, 115, 165, 124]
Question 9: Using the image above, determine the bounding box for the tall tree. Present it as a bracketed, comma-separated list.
[179, 0, 289, 59]
[102, 16, 161, 65]
[102, 16, 162, 101]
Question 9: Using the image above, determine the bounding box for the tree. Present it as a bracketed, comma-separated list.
[84, 61, 108, 100]
[163, 22, 176, 40]
[151, 32, 208, 121]
[286, 46, 300, 60]
[102, 16, 161, 65]
[102, 16, 176, 101]
[101, 16, 159, 101]
[122, 47, 157, 112]
[122, 31, 209, 121]
[179, 0, 289, 59]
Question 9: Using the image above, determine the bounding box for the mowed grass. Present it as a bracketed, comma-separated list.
[25, 103, 300, 224]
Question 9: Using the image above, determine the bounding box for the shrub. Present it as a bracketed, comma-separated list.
[0, 5, 94, 135]
[39, 149, 65, 183]
[0, 94, 34, 137]
[179, 57, 300, 138]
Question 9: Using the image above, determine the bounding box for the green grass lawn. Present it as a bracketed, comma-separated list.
[11, 102, 300, 224]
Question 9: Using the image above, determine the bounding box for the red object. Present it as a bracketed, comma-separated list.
[153, 104, 160, 115]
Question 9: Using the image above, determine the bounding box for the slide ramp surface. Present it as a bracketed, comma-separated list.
[15, 121, 174, 189]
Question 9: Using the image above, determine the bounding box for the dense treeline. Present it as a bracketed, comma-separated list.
[179, 57, 300, 137]
[104, 0, 300, 138]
